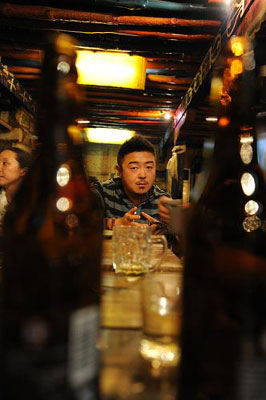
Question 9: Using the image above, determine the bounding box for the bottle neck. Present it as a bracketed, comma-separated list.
[36, 45, 82, 154]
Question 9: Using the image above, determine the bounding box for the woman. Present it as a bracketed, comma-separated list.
[0, 146, 31, 227]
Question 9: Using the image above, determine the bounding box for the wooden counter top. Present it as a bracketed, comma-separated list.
[99, 239, 183, 399]
[101, 238, 183, 272]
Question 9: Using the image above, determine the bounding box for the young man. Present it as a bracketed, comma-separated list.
[97, 135, 169, 231]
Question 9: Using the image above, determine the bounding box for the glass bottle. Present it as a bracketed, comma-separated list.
[1, 34, 103, 400]
[178, 37, 266, 400]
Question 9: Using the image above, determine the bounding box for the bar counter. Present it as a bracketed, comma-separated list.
[99, 238, 183, 400]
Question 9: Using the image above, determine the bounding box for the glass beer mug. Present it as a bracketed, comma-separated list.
[112, 225, 167, 276]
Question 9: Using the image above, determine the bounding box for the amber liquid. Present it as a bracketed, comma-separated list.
[1, 34, 103, 400]
[178, 40, 266, 400]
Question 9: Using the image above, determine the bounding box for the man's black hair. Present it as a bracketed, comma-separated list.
[117, 135, 155, 166]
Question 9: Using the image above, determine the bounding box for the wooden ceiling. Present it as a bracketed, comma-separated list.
[0, 0, 232, 147]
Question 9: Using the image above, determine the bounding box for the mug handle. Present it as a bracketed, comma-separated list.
[150, 235, 167, 271]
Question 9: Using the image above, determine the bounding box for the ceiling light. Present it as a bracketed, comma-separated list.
[76, 51, 147, 90]
[218, 117, 230, 127]
[224, 0, 232, 5]
[206, 117, 218, 122]
[230, 36, 244, 57]
[210, 76, 223, 102]
[77, 120, 90, 124]
[84, 128, 135, 144]
[230, 59, 243, 77]
[164, 112, 172, 120]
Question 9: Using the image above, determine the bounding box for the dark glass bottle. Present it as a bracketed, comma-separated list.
[1, 34, 103, 400]
[178, 37, 266, 400]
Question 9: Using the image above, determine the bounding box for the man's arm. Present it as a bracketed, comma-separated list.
[111, 207, 141, 228]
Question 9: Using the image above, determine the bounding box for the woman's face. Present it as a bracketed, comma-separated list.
[0, 150, 26, 189]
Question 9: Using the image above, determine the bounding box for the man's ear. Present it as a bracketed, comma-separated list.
[116, 164, 122, 177]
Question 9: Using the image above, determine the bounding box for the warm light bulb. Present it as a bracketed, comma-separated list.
[224, 0, 232, 6]
[244, 200, 259, 215]
[230, 59, 243, 77]
[240, 135, 253, 144]
[219, 117, 230, 127]
[241, 172, 256, 196]
[57, 61, 70, 74]
[56, 197, 71, 212]
[65, 213, 79, 229]
[159, 297, 167, 316]
[230, 37, 244, 57]
[57, 165, 70, 187]
[243, 216, 261, 232]
[164, 112, 172, 120]
[210, 77, 223, 102]
[240, 143, 253, 165]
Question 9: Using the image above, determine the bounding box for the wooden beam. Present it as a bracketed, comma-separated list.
[0, 60, 36, 114]
[116, 30, 215, 40]
[0, 3, 221, 27]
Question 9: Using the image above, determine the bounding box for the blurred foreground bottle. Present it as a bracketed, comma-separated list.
[178, 37, 266, 400]
[1, 34, 103, 399]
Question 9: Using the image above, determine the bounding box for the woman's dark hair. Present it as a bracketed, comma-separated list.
[1, 147, 32, 169]
[117, 135, 155, 167]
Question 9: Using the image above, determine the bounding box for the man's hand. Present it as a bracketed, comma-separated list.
[158, 196, 172, 224]
[114, 207, 141, 226]
[158, 196, 190, 237]
[141, 211, 168, 234]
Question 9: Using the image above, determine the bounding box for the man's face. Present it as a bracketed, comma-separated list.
[118, 151, 156, 198]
